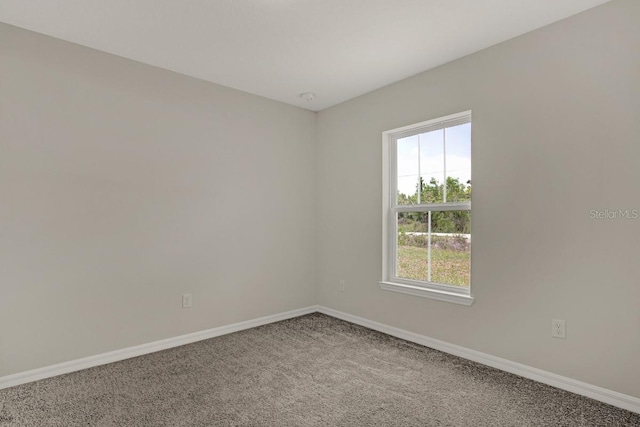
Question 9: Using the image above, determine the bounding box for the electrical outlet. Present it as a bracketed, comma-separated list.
[552, 319, 566, 339]
[182, 293, 192, 308]
[338, 280, 345, 292]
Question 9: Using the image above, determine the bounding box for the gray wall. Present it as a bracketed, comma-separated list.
[0, 23, 316, 376]
[316, 0, 640, 399]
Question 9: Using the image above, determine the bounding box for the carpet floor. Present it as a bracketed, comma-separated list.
[0, 313, 638, 426]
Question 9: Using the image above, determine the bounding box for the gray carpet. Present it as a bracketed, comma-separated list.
[0, 313, 638, 426]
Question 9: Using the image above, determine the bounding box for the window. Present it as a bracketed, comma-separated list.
[381, 111, 473, 305]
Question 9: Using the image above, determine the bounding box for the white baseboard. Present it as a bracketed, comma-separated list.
[0, 305, 317, 391]
[317, 306, 640, 415]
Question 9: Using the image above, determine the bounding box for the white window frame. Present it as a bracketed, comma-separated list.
[380, 111, 474, 306]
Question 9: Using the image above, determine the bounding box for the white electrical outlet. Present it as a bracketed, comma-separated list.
[552, 319, 566, 338]
[339, 280, 345, 292]
[182, 293, 192, 308]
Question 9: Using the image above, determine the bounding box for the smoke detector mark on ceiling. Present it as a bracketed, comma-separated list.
[299, 92, 316, 102]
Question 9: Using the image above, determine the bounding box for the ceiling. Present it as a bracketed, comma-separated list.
[0, 0, 610, 111]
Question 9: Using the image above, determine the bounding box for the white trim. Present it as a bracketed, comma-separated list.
[382, 110, 472, 137]
[379, 281, 474, 306]
[381, 133, 391, 285]
[316, 306, 640, 415]
[0, 305, 317, 391]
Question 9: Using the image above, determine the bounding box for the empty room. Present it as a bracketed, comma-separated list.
[1, 0, 639, 425]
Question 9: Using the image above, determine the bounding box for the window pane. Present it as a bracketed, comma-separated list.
[430, 210, 471, 288]
[396, 135, 419, 205]
[444, 123, 472, 202]
[396, 210, 470, 288]
[396, 212, 429, 281]
[419, 129, 445, 203]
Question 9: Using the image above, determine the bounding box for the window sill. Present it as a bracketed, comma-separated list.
[379, 281, 475, 306]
